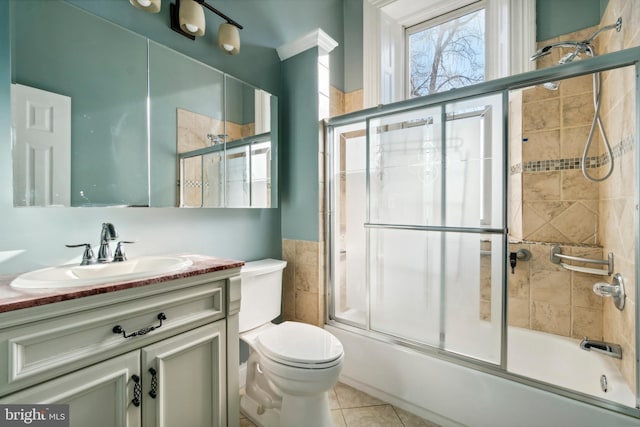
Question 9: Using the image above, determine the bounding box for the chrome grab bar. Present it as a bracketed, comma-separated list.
[550, 245, 613, 276]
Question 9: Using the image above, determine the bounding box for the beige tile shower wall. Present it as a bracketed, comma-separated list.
[479, 242, 605, 338]
[282, 239, 326, 327]
[330, 86, 364, 117]
[597, 0, 639, 394]
[518, 76, 600, 245]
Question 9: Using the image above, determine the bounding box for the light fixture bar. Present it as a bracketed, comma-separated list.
[194, 0, 243, 30]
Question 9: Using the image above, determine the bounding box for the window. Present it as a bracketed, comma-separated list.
[407, 4, 485, 97]
[364, 0, 535, 107]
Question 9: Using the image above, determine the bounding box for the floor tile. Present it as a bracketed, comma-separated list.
[341, 404, 404, 427]
[331, 409, 347, 427]
[394, 406, 441, 427]
[239, 414, 257, 427]
[329, 386, 340, 409]
[334, 382, 385, 408]
[239, 382, 440, 427]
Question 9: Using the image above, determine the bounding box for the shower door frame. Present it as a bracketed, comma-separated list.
[325, 45, 640, 418]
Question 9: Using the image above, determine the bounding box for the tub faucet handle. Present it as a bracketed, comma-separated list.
[592, 273, 625, 311]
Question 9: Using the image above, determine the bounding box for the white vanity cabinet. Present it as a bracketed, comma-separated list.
[1, 350, 140, 426]
[0, 263, 242, 427]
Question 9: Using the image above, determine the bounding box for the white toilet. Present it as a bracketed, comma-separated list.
[239, 259, 344, 427]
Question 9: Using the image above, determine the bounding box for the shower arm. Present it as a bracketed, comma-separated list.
[530, 17, 622, 61]
[584, 17, 622, 44]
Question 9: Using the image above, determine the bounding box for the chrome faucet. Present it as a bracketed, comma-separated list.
[97, 223, 118, 263]
[580, 337, 622, 359]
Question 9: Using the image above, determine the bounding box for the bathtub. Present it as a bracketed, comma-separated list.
[507, 326, 634, 407]
[326, 323, 639, 426]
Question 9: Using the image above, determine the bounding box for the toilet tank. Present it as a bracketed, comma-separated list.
[239, 258, 287, 333]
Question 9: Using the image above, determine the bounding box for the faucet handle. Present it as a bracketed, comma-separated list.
[66, 243, 96, 265]
[113, 241, 135, 262]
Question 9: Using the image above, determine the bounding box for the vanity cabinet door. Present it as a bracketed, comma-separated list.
[141, 321, 227, 427]
[0, 351, 141, 427]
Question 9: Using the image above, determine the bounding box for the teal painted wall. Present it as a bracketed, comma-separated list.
[536, 0, 607, 41]
[280, 48, 320, 242]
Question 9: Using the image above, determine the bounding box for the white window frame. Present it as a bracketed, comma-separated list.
[363, 0, 536, 108]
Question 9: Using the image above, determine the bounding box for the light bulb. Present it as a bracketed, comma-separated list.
[222, 44, 234, 52]
[185, 23, 199, 33]
[129, 0, 160, 12]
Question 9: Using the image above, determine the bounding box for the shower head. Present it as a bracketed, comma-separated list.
[529, 41, 584, 62]
[529, 17, 621, 64]
[529, 45, 553, 61]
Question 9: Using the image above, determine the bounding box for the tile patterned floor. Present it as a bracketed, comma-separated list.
[240, 382, 441, 427]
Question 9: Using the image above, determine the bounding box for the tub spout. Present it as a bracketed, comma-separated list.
[580, 337, 622, 359]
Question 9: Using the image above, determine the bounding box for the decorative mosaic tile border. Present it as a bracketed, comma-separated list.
[184, 179, 202, 188]
[510, 135, 635, 175]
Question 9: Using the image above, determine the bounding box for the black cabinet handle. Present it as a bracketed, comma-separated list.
[148, 368, 158, 399]
[131, 374, 141, 407]
[113, 313, 167, 339]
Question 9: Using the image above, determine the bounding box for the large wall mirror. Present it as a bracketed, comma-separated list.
[10, 0, 277, 208]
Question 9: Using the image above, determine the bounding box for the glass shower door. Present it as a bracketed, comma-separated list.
[329, 93, 506, 365]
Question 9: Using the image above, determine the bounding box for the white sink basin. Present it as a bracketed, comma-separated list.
[10, 256, 193, 289]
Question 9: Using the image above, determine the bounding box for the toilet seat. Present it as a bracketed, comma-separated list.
[255, 322, 343, 369]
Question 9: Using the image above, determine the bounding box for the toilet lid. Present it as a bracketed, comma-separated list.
[256, 322, 343, 368]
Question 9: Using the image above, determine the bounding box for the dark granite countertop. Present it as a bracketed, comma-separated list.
[0, 254, 243, 314]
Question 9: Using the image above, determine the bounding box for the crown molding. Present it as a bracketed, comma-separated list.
[276, 28, 339, 61]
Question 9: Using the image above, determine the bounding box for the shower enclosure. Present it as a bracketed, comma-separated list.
[331, 95, 505, 364]
[325, 46, 640, 423]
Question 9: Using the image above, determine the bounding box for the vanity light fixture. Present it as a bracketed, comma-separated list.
[170, 0, 243, 55]
[217, 22, 240, 55]
[178, 0, 205, 37]
[129, 0, 161, 13]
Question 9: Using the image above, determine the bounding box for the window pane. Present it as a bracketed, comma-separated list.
[408, 8, 485, 97]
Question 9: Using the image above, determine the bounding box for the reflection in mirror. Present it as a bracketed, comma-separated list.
[10, 0, 278, 208]
[177, 75, 276, 207]
[11, 0, 148, 207]
[148, 41, 225, 207]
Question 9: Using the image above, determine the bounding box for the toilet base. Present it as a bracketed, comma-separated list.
[240, 391, 280, 427]
[241, 390, 334, 427]
[280, 393, 333, 427]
